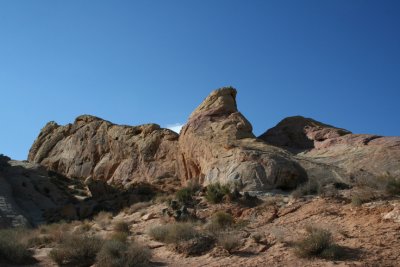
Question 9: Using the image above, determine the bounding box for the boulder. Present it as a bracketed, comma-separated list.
[28, 115, 180, 190]
[177, 87, 306, 191]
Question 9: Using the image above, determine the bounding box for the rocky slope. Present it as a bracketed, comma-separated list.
[0, 155, 75, 227]
[28, 115, 180, 191]
[260, 116, 400, 182]
[177, 88, 307, 191]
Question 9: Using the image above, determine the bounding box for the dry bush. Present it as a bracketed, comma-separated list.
[49, 234, 103, 267]
[148, 222, 198, 244]
[94, 211, 113, 229]
[113, 221, 130, 234]
[294, 226, 343, 259]
[108, 232, 129, 243]
[291, 179, 322, 198]
[251, 232, 264, 243]
[124, 202, 151, 215]
[0, 228, 35, 264]
[96, 240, 151, 267]
[206, 211, 234, 233]
[217, 232, 241, 253]
[386, 176, 400, 196]
[205, 183, 230, 204]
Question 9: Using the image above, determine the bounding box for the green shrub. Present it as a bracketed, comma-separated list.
[49, 234, 103, 267]
[96, 240, 151, 267]
[205, 183, 230, 204]
[0, 228, 34, 264]
[176, 187, 194, 204]
[148, 223, 197, 244]
[294, 226, 342, 259]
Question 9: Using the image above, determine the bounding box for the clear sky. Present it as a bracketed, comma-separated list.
[1, 1, 399, 160]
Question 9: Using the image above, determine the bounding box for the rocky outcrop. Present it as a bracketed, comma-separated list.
[0, 155, 75, 227]
[177, 87, 307, 191]
[28, 115, 180, 190]
[260, 116, 400, 180]
[259, 116, 351, 151]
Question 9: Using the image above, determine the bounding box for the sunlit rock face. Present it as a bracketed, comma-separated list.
[28, 115, 180, 191]
[177, 87, 307, 191]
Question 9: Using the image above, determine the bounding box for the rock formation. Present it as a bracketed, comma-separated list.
[28, 115, 180, 190]
[260, 116, 400, 181]
[177, 87, 307, 191]
[0, 155, 75, 227]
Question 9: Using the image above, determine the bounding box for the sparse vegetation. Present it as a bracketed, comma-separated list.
[251, 232, 264, 243]
[123, 202, 151, 215]
[294, 226, 343, 259]
[113, 221, 130, 234]
[211, 211, 235, 229]
[0, 228, 35, 264]
[386, 176, 400, 196]
[217, 233, 241, 253]
[94, 211, 113, 229]
[291, 179, 321, 198]
[49, 234, 103, 267]
[176, 187, 195, 204]
[205, 183, 230, 204]
[148, 222, 198, 244]
[96, 240, 151, 267]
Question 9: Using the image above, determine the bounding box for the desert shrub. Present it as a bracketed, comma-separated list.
[124, 202, 151, 215]
[212, 212, 234, 227]
[0, 228, 34, 264]
[351, 195, 364, 206]
[291, 179, 321, 198]
[109, 232, 129, 243]
[251, 232, 264, 243]
[294, 226, 342, 259]
[96, 240, 151, 267]
[113, 221, 130, 234]
[148, 223, 197, 244]
[176, 187, 195, 204]
[49, 234, 103, 267]
[205, 183, 230, 204]
[76, 220, 92, 233]
[37, 222, 70, 243]
[94, 211, 113, 229]
[386, 176, 400, 196]
[217, 233, 241, 253]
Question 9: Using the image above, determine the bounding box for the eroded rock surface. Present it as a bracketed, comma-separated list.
[28, 115, 180, 190]
[177, 87, 306, 191]
[0, 155, 74, 227]
[260, 116, 400, 181]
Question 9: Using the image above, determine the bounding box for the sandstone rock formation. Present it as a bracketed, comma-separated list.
[0, 155, 75, 227]
[177, 87, 307, 191]
[28, 115, 180, 190]
[260, 116, 400, 181]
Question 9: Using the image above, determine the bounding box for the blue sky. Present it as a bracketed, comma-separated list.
[1, 1, 399, 160]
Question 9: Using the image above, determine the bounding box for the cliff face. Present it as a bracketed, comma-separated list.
[28, 115, 180, 190]
[177, 88, 307, 190]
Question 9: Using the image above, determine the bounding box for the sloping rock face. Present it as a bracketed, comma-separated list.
[259, 116, 400, 180]
[178, 87, 306, 191]
[0, 155, 74, 228]
[28, 115, 179, 190]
